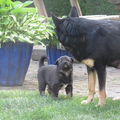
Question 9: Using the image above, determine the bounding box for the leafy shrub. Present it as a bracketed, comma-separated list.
[0, 0, 53, 45]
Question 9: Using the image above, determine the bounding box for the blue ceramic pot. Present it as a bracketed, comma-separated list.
[46, 46, 72, 64]
[0, 42, 33, 86]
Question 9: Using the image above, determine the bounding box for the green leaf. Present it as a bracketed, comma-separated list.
[19, 1, 33, 8]
[18, 35, 34, 44]
[10, 35, 15, 42]
[0, 0, 7, 8]
[0, 8, 11, 14]
[37, 16, 46, 22]
[12, 8, 37, 15]
[0, 31, 3, 36]
[28, 23, 38, 27]
[21, 14, 28, 25]
[0, 16, 9, 24]
[9, 15, 16, 22]
[3, 38, 10, 43]
[13, 1, 23, 8]
[6, 0, 15, 8]
[25, 37, 34, 44]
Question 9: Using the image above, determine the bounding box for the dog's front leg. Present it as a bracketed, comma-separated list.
[95, 64, 106, 107]
[52, 85, 59, 99]
[81, 66, 96, 105]
[65, 84, 73, 97]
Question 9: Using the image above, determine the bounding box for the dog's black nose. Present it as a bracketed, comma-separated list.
[64, 64, 68, 68]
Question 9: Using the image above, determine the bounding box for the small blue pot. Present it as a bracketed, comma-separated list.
[0, 42, 33, 86]
[46, 46, 72, 64]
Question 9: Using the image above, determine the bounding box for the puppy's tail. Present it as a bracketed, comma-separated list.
[39, 56, 48, 67]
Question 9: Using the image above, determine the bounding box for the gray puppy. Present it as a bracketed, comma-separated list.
[37, 55, 74, 99]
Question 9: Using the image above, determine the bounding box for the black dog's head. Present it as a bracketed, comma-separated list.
[50, 6, 85, 53]
[51, 6, 86, 61]
[51, 6, 79, 38]
[55, 56, 74, 71]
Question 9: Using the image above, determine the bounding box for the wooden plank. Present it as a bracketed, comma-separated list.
[33, 0, 48, 18]
[69, 0, 82, 16]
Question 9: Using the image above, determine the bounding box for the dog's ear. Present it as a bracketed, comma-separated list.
[55, 59, 59, 65]
[68, 6, 79, 17]
[71, 57, 74, 63]
[51, 13, 63, 27]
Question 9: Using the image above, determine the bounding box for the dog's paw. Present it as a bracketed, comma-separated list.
[81, 100, 90, 105]
[95, 103, 105, 107]
[81, 99, 93, 105]
[113, 97, 120, 101]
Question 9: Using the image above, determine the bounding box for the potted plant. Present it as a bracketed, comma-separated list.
[41, 17, 72, 64]
[0, 0, 51, 86]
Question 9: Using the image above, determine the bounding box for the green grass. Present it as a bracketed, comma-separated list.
[0, 90, 120, 120]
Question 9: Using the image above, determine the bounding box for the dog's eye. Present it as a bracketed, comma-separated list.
[67, 59, 70, 62]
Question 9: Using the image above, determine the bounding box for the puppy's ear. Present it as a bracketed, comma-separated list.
[51, 12, 63, 27]
[71, 57, 74, 63]
[55, 59, 59, 65]
[68, 6, 79, 17]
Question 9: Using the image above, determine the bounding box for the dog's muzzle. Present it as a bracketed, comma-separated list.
[61, 62, 72, 71]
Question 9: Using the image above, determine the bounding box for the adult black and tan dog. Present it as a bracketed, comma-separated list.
[37, 56, 74, 99]
[51, 6, 120, 106]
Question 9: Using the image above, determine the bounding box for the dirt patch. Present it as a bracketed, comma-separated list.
[0, 60, 120, 98]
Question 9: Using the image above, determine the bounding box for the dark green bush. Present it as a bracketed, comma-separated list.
[44, 0, 119, 16]
[78, 0, 119, 15]
[12, 0, 119, 16]
[44, 0, 71, 17]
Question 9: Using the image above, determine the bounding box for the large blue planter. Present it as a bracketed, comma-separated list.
[0, 42, 33, 86]
[46, 46, 72, 64]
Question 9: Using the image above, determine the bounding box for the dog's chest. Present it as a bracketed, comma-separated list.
[81, 59, 94, 68]
[60, 84, 68, 90]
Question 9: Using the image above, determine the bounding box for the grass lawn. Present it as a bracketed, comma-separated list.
[0, 90, 120, 120]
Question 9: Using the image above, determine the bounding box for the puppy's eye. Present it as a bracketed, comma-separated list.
[67, 59, 70, 62]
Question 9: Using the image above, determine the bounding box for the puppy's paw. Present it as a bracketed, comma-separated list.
[67, 93, 72, 98]
[81, 100, 91, 105]
[40, 91, 45, 96]
[113, 97, 120, 101]
[95, 103, 105, 107]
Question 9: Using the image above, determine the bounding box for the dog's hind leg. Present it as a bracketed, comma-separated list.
[81, 66, 96, 105]
[65, 84, 73, 97]
[47, 86, 52, 96]
[95, 64, 106, 107]
[38, 82, 46, 96]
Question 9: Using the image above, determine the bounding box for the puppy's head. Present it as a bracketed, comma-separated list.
[55, 56, 74, 71]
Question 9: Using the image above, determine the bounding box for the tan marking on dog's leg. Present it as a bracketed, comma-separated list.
[67, 93, 72, 97]
[81, 71, 96, 104]
[113, 96, 120, 101]
[81, 59, 94, 68]
[40, 91, 45, 96]
[95, 87, 106, 107]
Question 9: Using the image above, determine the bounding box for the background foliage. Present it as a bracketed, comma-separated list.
[78, 0, 119, 15]
[13, 0, 119, 16]
[44, 0, 119, 16]
[44, 0, 71, 17]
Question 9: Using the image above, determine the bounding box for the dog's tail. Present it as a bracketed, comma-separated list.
[39, 56, 48, 67]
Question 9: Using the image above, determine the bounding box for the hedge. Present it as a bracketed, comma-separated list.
[12, 0, 119, 16]
[78, 0, 119, 15]
[44, 0, 119, 16]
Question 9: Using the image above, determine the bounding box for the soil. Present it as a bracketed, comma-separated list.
[0, 60, 120, 98]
